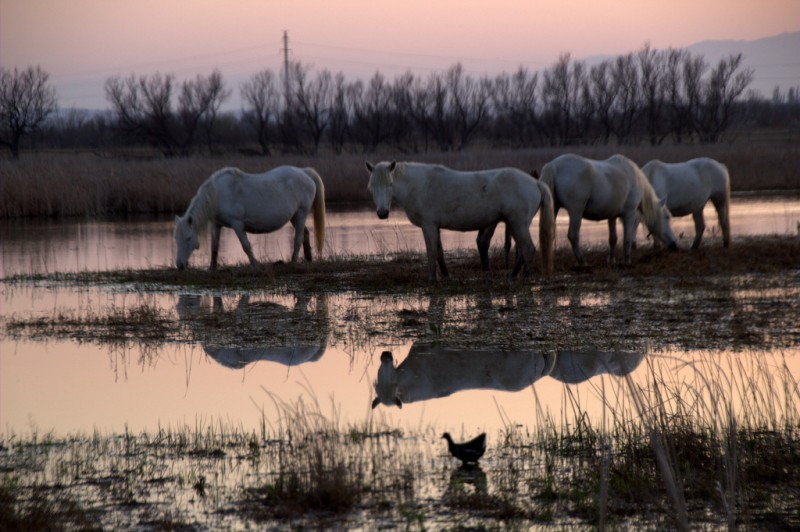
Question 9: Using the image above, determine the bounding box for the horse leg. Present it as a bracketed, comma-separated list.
[302, 227, 312, 261]
[567, 213, 586, 266]
[476, 224, 497, 271]
[608, 218, 619, 264]
[436, 237, 448, 278]
[421, 225, 444, 281]
[621, 215, 638, 264]
[711, 196, 731, 248]
[210, 224, 221, 271]
[231, 225, 258, 265]
[509, 223, 534, 278]
[289, 211, 310, 262]
[691, 210, 705, 250]
[504, 224, 514, 270]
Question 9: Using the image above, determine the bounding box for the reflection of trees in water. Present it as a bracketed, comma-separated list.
[372, 342, 644, 409]
[176, 293, 329, 369]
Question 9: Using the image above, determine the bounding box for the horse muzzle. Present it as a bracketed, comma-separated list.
[668, 241, 678, 251]
[377, 209, 389, 220]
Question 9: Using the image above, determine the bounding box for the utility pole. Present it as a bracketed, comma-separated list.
[282, 30, 291, 106]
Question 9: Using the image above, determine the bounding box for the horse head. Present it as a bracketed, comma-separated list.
[366, 161, 397, 220]
[174, 214, 200, 270]
[371, 350, 403, 408]
[653, 197, 678, 250]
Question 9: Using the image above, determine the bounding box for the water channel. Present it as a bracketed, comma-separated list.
[1, 196, 799, 439]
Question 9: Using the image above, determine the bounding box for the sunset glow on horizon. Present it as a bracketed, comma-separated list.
[2, 0, 799, 109]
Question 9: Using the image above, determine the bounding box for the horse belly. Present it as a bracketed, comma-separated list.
[665, 177, 709, 216]
[582, 198, 624, 221]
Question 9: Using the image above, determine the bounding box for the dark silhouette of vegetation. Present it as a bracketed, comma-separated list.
[0, 66, 58, 158]
[6, 44, 799, 158]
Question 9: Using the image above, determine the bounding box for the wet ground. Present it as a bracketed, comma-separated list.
[1, 200, 800, 528]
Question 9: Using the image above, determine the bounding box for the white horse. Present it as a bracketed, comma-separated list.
[365, 161, 555, 280]
[174, 166, 326, 270]
[641, 158, 731, 249]
[539, 154, 677, 266]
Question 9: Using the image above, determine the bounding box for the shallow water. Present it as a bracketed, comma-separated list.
[1, 197, 799, 439]
[1, 195, 798, 277]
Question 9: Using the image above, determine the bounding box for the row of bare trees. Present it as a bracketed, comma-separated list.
[1, 44, 793, 158]
[102, 46, 757, 157]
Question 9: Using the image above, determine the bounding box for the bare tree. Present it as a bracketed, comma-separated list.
[542, 54, 584, 145]
[611, 53, 640, 144]
[327, 73, 351, 154]
[179, 70, 231, 154]
[350, 72, 392, 152]
[105, 72, 177, 155]
[0, 66, 58, 158]
[388, 72, 417, 151]
[447, 63, 491, 150]
[589, 60, 616, 144]
[241, 69, 281, 155]
[105, 70, 229, 156]
[681, 54, 707, 141]
[290, 62, 333, 154]
[491, 67, 539, 147]
[638, 43, 667, 145]
[409, 74, 435, 152]
[663, 49, 690, 143]
[696, 53, 754, 142]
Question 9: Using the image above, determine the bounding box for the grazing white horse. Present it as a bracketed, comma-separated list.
[641, 158, 731, 249]
[174, 166, 326, 270]
[540, 154, 677, 266]
[365, 161, 555, 280]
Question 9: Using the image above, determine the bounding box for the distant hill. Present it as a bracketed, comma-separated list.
[686, 31, 800, 97]
[584, 31, 800, 99]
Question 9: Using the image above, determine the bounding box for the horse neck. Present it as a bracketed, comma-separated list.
[389, 164, 413, 207]
[185, 180, 218, 227]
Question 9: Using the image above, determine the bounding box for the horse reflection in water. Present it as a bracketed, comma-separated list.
[176, 293, 329, 369]
[372, 343, 645, 408]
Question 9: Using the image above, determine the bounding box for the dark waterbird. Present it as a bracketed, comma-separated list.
[442, 432, 487, 464]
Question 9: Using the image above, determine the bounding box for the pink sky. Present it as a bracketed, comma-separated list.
[2, 0, 799, 109]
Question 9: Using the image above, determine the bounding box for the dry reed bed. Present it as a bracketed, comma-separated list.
[2, 140, 799, 218]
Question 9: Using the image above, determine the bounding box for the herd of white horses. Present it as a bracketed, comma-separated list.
[173, 154, 731, 280]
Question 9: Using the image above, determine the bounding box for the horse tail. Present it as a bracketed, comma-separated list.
[305, 167, 327, 256]
[537, 180, 556, 274]
[720, 163, 732, 247]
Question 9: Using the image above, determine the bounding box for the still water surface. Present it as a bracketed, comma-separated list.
[1, 197, 799, 438]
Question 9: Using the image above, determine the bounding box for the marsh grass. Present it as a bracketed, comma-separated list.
[1, 352, 799, 529]
[2, 140, 798, 218]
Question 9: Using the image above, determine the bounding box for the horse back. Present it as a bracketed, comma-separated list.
[543, 154, 635, 218]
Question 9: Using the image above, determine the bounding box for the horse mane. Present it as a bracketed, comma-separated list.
[182, 168, 233, 237]
[626, 158, 663, 234]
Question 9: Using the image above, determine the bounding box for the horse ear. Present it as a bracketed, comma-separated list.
[175, 215, 181, 224]
[531, 169, 540, 179]
[658, 196, 668, 208]
[371, 397, 381, 409]
[395, 397, 403, 409]
[388, 161, 396, 172]
[187, 215, 193, 226]
[365, 161, 374, 173]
